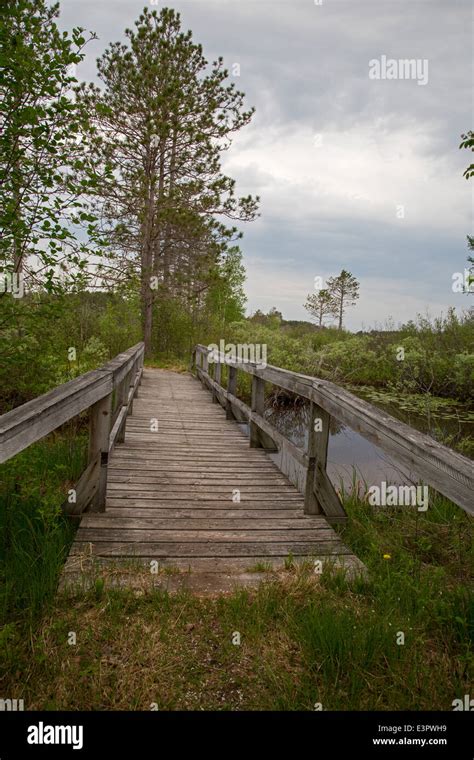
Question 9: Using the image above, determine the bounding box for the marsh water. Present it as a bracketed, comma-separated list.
[239, 387, 473, 491]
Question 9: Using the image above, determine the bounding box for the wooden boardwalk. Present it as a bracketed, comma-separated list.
[63, 369, 362, 591]
[3, 341, 470, 592]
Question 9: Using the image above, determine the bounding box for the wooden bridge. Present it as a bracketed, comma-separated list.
[0, 342, 472, 592]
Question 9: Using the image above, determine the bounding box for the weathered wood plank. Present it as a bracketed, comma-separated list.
[106, 478, 302, 491]
[0, 371, 112, 463]
[107, 479, 295, 490]
[75, 528, 339, 543]
[62, 454, 99, 516]
[109, 404, 127, 455]
[108, 463, 281, 472]
[64, 366, 362, 584]
[63, 555, 364, 578]
[70, 541, 351, 557]
[0, 342, 144, 464]
[105, 490, 303, 501]
[104, 508, 302, 519]
[80, 516, 329, 530]
[304, 402, 347, 521]
[105, 499, 301, 510]
[88, 391, 113, 512]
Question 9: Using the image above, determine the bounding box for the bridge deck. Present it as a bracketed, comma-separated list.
[63, 369, 363, 591]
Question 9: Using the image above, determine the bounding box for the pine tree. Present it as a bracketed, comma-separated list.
[304, 289, 335, 327]
[326, 270, 360, 329]
[78, 7, 259, 355]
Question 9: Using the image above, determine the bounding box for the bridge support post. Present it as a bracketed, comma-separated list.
[304, 401, 346, 520]
[212, 361, 221, 403]
[127, 362, 137, 416]
[226, 365, 237, 420]
[250, 375, 265, 447]
[89, 391, 113, 512]
[200, 351, 209, 390]
[304, 401, 327, 514]
[133, 358, 140, 398]
[116, 370, 131, 445]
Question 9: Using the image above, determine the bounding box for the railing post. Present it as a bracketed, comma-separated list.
[226, 365, 237, 420]
[195, 349, 201, 381]
[116, 366, 133, 444]
[304, 400, 346, 520]
[201, 349, 209, 390]
[250, 374, 265, 448]
[304, 401, 327, 514]
[137, 351, 145, 388]
[212, 359, 221, 403]
[128, 360, 137, 415]
[88, 390, 113, 512]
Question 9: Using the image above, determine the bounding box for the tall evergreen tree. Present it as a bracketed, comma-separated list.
[78, 7, 258, 355]
[326, 270, 360, 329]
[304, 289, 335, 327]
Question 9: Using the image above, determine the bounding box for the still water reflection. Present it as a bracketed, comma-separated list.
[238, 401, 413, 490]
[265, 402, 408, 488]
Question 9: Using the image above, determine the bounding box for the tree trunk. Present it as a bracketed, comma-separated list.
[162, 124, 178, 289]
[140, 247, 153, 356]
[141, 168, 156, 357]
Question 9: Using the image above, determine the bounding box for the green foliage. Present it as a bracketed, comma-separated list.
[0, 0, 102, 295]
[0, 432, 87, 623]
[0, 492, 471, 710]
[0, 291, 141, 411]
[303, 271, 360, 329]
[326, 269, 360, 329]
[221, 308, 473, 401]
[460, 131, 474, 180]
[303, 288, 335, 327]
[152, 247, 247, 359]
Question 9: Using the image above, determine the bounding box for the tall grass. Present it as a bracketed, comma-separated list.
[0, 431, 86, 623]
[0, 441, 471, 710]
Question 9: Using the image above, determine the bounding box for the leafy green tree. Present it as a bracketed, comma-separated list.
[0, 0, 101, 300]
[267, 307, 283, 329]
[326, 270, 360, 329]
[250, 309, 266, 324]
[207, 246, 247, 328]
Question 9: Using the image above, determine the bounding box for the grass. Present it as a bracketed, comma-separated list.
[0, 481, 471, 710]
[144, 357, 189, 372]
[0, 428, 87, 623]
[248, 561, 273, 573]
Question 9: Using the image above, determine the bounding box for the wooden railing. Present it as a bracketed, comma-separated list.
[0, 342, 145, 515]
[192, 344, 473, 521]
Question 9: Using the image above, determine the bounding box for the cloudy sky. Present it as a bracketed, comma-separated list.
[58, 0, 472, 329]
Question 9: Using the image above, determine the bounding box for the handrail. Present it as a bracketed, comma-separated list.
[192, 344, 473, 519]
[0, 342, 145, 514]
